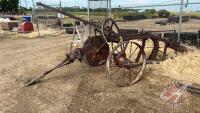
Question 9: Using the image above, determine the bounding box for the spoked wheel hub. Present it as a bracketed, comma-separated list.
[107, 41, 147, 87]
[113, 52, 135, 69]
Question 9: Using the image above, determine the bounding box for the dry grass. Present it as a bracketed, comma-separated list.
[20, 23, 63, 38]
[0, 25, 63, 39]
[19, 28, 62, 38]
[160, 48, 200, 84]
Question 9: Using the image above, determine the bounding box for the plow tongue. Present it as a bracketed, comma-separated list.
[18, 76, 40, 87]
[24, 74, 46, 86]
[22, 57, 74, 87]
[24, 79, 41, 86]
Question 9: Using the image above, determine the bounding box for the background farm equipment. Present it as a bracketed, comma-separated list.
[164, 32, 200, 46]
[155, 20, 168, 26]
[155, 16, 190, 26]
[168, 16, 190, 24]
[24, 2, 187, 87]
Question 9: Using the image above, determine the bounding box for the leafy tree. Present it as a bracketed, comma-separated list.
[158, 10, 170, 18]
[0, 0, 19, 14]
[144, 9, 156, 14]
[144, 9, 157, 18]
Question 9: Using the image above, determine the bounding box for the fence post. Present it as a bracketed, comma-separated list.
[87, 0, 91, 36]
[108, 0, 112, 18]
[178, 0, 184, 43]
[31, 0, 35, 22]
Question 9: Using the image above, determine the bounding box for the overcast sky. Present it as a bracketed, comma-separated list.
[20, 0, 199, 11]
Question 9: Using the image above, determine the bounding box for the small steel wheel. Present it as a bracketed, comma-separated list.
[103, 18, 120, 35]
[102, 18, 120, 43]
[106, 41, 146, 87]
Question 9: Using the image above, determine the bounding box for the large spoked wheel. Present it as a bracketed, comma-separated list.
[106, 41, 147, 87]
[103, 18, 120, 35]
[103, 18, 120, 43]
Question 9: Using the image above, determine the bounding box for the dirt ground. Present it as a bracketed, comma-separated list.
[118, 18, 200, 32]
[0, 20, 200, 113]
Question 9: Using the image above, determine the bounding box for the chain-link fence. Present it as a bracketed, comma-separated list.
[112, 0, 200, 46]
[29, 0, 200, 45]
[88, 0, 109, 25]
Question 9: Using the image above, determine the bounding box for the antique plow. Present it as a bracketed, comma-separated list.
[24, 2, 187, 87]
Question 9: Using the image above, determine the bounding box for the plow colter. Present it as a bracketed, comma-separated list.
[25, 2, 187, 87]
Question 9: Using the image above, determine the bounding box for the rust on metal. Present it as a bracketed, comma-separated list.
[24, 2, 188, 87]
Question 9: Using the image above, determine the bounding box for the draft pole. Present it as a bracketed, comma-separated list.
[178, 0, 184, 43]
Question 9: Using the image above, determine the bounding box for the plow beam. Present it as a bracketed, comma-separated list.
[36, 2, 101, 30]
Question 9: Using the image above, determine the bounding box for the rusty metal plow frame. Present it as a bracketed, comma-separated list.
[22, 2, 187, 87]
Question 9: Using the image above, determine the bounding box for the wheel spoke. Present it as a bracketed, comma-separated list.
[111, 22, 114, 28]
[110, 67, 121, 77]
[116, 75, 122, 83]
[120, 44, 123, 51]
[107, 41, 146, 87]
[109, 20, 112, 26]
[115, 48, 120, 53]
[130, 46, 139, 58]
[129, 43, 132, 58]
[123, 43, 129, 53]
[129, 69, 137, 79]
[120, 43, 127, 52]
[111, 42, 114, 49]
[129, 70, 132, 82]
[123, 68, 126, 84]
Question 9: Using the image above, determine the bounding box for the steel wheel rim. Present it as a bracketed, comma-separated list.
[106, 41, 146, 87]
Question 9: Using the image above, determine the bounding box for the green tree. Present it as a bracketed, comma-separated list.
[144, 9, 156, 18]
[0, 0, 19, 14]
[144, 9, 156, 14]
[158, 10, 170, 18]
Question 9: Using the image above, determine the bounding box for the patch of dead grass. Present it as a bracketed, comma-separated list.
[160, 48, 200, 84]
[0, 28, 63, 39]
[19, 28, 62, 38]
